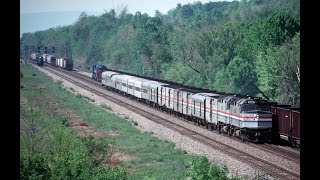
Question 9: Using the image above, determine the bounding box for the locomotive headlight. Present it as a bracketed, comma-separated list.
[256, 114, 259, 117]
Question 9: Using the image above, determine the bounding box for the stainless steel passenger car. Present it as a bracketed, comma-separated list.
[98, 69, 278, 143]
[128, 77, 149, 99]
[191, 93, 221, 127]
[142, 81, 167, 106]
[102, 71, 120, 88]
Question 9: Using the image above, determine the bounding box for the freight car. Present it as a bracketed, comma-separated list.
[45, 55, 57, 66]
[99, 69, 273, 142]
[57, 57, 73, 70]
[92, 64, 107, 82]
[271, 105, 300, 147]
[42, 54, 49, 62]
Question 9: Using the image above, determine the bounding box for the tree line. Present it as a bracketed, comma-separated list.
[20, 0, 300, 105]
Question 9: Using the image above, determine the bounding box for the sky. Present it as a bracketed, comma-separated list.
[20, 0, 235, 37]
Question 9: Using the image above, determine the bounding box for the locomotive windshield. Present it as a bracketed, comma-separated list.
[241, 100, 270, 112]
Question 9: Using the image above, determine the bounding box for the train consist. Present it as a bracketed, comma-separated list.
[29, 52, 73, 70]
[42, 53, 73, 70]
[91, 65, 300, 147]
[91, 66, 277, 143]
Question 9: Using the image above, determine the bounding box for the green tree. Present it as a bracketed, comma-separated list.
[228, 56, 258, 95]
[20, 0, 300, 104]
[239, 10, 299, 59]
[256, 33, 300, 105]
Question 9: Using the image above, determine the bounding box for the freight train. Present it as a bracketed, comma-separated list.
[42, 53, 73, 71]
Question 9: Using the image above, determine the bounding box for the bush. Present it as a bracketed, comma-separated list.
[81, 135, 109, 166]
[59, 116, 69, 126]
[93, 167, 127, 180]
[20, 153, 50, 180]
[187, 156, 228, 180]
[101, 104, 113, 111]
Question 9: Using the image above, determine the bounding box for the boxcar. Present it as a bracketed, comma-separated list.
[45, 55, 56, 65]
[62, 57, 73, 70]
[42, 54, 48, 62]
[50, 55, 56, 66]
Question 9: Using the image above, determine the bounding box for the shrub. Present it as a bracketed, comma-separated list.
[187, 156, 228, 180]
[101, 104, 113, 111]
[93, 167, 127, 180]
[20, 153, 50, 180]
[59, 116, 69, 126]
[81, 135, 109, 166]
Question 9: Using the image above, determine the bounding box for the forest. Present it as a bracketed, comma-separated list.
[20, 0, 300, 105]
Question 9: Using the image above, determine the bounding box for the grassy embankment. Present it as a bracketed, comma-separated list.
[20, 64, 243, 179]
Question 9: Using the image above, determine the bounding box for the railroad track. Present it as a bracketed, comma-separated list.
[256, 143, 300, 163]
[42, 65, 300, 180]
[59, 64, 300, 163]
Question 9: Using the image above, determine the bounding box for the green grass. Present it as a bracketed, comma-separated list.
[20, 64, 241, 179]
